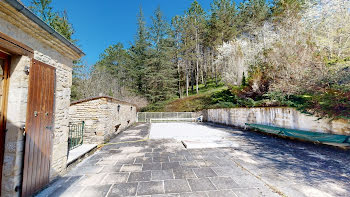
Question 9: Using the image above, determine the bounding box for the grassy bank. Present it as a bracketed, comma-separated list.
[141, 81, 228, 112]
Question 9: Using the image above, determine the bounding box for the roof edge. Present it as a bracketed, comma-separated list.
[70, 96, 137, 107]
[4, 0, 85, 58]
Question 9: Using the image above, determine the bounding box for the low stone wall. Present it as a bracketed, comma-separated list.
[69, 96, 137, 144]
[206, 107, 350, 136]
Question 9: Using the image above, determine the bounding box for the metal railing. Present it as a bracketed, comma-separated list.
[68, 121, 84, 151]
[137, 112, 196, 122]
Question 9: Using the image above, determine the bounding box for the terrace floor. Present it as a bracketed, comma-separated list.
[37, 123, 350, 197]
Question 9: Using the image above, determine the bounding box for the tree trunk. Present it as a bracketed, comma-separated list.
[191, 67, 194, 93]
[215, 65, 218, 86]
[203, 49, 207, 86]
[186, 61, 189, 97]
[211, 50, 218, 86]
[201, 69, 204, 84]
[195, 27, 199, 94]
[177, 59, 181, 98]
[196, 59, 199, 93]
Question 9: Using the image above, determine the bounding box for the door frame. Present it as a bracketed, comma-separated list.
[0, 51, 10, 190]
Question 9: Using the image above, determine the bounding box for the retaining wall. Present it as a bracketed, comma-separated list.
[205, 107, 350, 135]
[69, 96, 137, 144]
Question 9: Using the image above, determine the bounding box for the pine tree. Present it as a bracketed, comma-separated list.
[29, 0, 83, 101]
[185, 0, 206, 94]
[128, 6, 150, 94]
[211, 0, 237, 43]
[271, 0, 305, 21]
[205, 0, 238, 86]
[171, 15, 185, 98]
[51, 11, 75, 42]
[242, 72, 247, 87]
[237, 0, 271, 32]
[29, 0, 76, 43]
[96, 43, 129, 85]
[145, 7, 177, 102]
[29, 0, 55, 24]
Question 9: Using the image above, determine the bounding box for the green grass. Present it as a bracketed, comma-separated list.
[142, 80, 350, 119]
[185, 81, 226, 96]
[142, 80, 228, 112]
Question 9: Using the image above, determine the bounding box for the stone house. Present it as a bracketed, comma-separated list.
[69, 96, 137, 145]
[0, 1, 84, 196]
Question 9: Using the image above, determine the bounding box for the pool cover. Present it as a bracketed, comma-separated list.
[245, 123, 350, 145]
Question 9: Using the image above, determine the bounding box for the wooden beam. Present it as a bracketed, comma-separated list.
[0, 31, 34, 57]
[0, 52, 10, 194]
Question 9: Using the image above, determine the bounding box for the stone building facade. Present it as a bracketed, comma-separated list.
[0, 1, 84, 196]
[69, 96, 137, 144]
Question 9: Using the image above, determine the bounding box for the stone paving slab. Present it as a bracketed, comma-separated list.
[37, 123, 350, 197]
[128, 171, 151, 182]
[152, 170, 174, 180]
[206, 190, 237, 197]
[209, 177, 240, 190]
[164, 179, 191, 193]
[67, 144, 98, 165]
[108, 182, 138, 196]
[192, 168, 217, 178]
[79, 185, 111, 197]
[137, 181, 164, 195]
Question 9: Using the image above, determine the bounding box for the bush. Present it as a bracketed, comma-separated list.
[303, 89, 350, 119]
[210, 89, 236, 104]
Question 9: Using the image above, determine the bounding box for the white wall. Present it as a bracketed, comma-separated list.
[207, 107, 350, 135]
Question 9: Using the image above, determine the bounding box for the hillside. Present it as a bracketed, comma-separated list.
[142, 82, 229, 112]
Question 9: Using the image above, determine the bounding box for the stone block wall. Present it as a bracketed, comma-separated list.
[2, 55, 30, 197]
[0, 13, 74, 197]
[206, 107, 350, 136]
[69, 97, 137, 144]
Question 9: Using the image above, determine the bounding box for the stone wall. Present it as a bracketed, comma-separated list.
[0, 13, 74, 197]
[2, 55, 30, 197]
[206, 107, 350, 136]
[69, 97, 137, 144]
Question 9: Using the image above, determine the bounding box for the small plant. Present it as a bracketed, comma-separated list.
[241, 72, 247, 87]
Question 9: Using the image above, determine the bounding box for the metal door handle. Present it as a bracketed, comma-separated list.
[21, 126, 26, 136]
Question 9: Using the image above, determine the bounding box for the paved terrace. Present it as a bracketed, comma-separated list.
[38, 123, 350, 197]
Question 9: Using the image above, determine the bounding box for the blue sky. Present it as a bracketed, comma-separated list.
[23, 0, 242, 68]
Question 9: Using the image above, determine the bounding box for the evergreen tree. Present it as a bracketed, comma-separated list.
[51, 11, 75, 42]
[128, 6, 151, 94]
[171, 15, 185, 98]
[145, 7, 177, 102]
[206, 0, 237, 86]
[29, 0, 55, 24]
[211, 0, 237, 43]
[96, 43, 129, 83]
[29, 0, 82, 101]
[237, 0, 271, 32]
[271, 0, 305, 20]
[241, 72, 247, 87]
[29, 0, 76, 43]
[184, 0, 206, 93]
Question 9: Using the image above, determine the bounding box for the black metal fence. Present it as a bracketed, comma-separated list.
[68, 121, 84, 151]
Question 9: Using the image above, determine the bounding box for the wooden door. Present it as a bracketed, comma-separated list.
[22, 59, 56, 197]
[0, 51, 10, 191]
